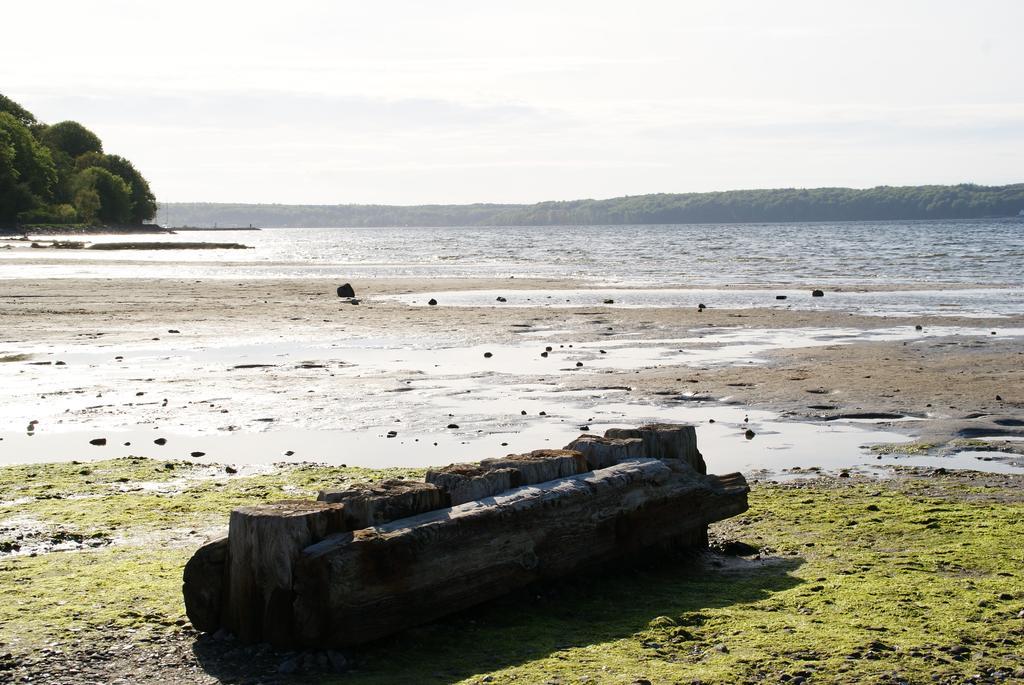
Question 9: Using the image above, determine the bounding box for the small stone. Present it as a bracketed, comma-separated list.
[225, 465, 237, 474]
[521, 410, 527, 415]
[775, 295, 787, 300]
[541, 351, 548, 357]
[744, 429, 755, 440]
[336, 283, 356, 298]
[811, 289, 824, 297]
[996, 394, 1002, 401]
[496, 296, 507, 303]
[326, 650, 348, 672]
[427, 298, 438, 306]
[285, 450, 295, 456]
[575, 361, 583, 367]
[349, 298, 360, 305]
[915, 325, 923, 331]
[168, 329, 180, 334]
[603, 299, 614, 304]
[386, 430, 398, 438]
[154, 438, 167, 446]
[866, 504, 880, 512]
[484, 352, 493, 358]
[89, 438, 107, 446]
[190, 451, 205, 458]
[713, 643, 729, 653]
[839, 470, 851, 478]
[447, 423, 459, 429]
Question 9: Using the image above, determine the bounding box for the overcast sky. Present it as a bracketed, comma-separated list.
[3, 1, 1022, 204]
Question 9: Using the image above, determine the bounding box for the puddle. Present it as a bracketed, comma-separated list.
[388, 288, 1024, 318]
[870, 451, 1024, 475]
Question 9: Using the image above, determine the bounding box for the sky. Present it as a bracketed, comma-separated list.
[3, 1, 1023, 205]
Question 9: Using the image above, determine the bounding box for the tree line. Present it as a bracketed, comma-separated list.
[0, 93, 156, 227]
[161, 184, 1024, 228]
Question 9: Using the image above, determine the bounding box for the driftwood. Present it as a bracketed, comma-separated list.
[182, 424, 748, 647]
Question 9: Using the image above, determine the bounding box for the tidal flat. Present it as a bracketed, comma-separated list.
[0, 458, 1021, 684]
[1, 273, 1023, 682]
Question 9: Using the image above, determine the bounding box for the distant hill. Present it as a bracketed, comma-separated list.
[159, 184, 1024, 228]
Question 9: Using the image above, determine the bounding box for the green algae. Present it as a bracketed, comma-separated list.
[0, 460, 1021, 683]
[868, 441, 936, 455]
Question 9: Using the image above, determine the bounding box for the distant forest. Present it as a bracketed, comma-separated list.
[0, 93, 156, 227]
[161, 184, 1024, 228]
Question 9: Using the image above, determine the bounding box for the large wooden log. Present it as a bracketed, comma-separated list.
[425, 449, 589, 505]
[287, 459, 748, 647]
[224, 500, 346, 644]
[317, 479, 449, 528]
[564, 435, 645, 469]
[605, 423, 705, 473]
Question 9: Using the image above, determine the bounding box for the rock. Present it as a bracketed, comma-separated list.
[776, 295, 787, 300]
[285, 450, 295, 456]
[541, 351, 548, 357]
[713, 643, 729, 653]
[89, 438, 107, 446]
[839, 470, 851, 478]
[349, 299, 360, 305]
[575, 361, 583, 367]
[915, 324, 923, 331]
[336, 283, 356, 298]
[483, 352, 493, 358]
[427, 298, 438, 306]
[447, 423, 459, 429]
[697, 303, 706, 311]
[182, 536, 229, 633]
[326, 649, 348, 672]
[496, 296, 507, 302]
[154, 438, 167, 446]
[168, 329, 180, 334]
[386, 430, 398, 438]
[191, 451, 206, 458]
[744, 429, 756, 440]
[811, 289, 824, 297]
[225, 466, 237, 474]
[603, 299, 614, 304]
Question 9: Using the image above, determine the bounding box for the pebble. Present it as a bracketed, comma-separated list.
[386, 430, 398, 438]
[447, 423, 459, 429]
[168, 329, 180, 334]
[496, 296, 507, 303]
[776, 295, 787, 300]
[575, 361, 583, 367]
[89, 438, 107, 446]
[154, 438, 167, 446]
[427, 298, 438, 306]
[812, 289, 824, 297]
[483, 352, 493, 358]
[744, 429, 756, 440]
[191, 451, 206, 458]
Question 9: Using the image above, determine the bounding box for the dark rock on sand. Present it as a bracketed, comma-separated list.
[744, 429, 756, 440]
[427, 298, 438, 306]
[191, 451, 206, 458]
[483, 352, 493, 358]
[89, 438, 107, 446]
[336, 283, 356, 298]
[154, 438, 167, 446]
[496, 296, 507, 302]
[812, 289, 824, 297]
[776, 295, 788, 300]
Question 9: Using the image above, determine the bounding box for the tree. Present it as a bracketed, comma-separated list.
[72, 167, 132, 224]
[0, 112, 57, 223]
[0, 93, 37, 128]
[41, 120, 103, 158]
[75, 152, 157, 222]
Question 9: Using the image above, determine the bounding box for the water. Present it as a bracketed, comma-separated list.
[3, 218, 1023, 286]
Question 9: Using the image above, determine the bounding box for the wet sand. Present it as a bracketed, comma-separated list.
[1, 277, 1023, 472]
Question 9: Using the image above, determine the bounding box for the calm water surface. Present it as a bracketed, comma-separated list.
[3, 219, 1022, 286]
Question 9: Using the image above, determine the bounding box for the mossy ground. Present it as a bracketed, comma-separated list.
[1, 459, 1021, 684]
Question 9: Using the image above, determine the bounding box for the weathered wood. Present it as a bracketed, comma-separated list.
[604, 423, 705, 473]
[317, 479, 449, 529]
[288, 459, 748, 647]
[181, 536, 228, 633]
[224, 500, 345, 644]
[564, 435, 645, 469]
[426, 449, 589, 505]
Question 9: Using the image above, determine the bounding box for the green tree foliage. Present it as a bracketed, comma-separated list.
[0, 94, 37, 128]
[72, 168, 132, 224]
[0, 93, 157, 227]
[40, 121, 103, 159]
[0, 112, 57, 224]
[76, 152, 157, 223]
